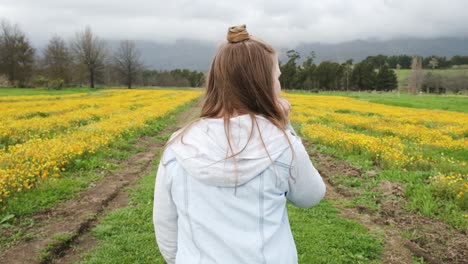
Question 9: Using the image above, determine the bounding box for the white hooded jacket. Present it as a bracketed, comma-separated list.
[153, 114, 326, 264]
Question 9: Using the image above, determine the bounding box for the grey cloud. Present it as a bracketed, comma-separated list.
[0, 0, 467, 47]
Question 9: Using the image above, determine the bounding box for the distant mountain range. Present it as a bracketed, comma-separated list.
[104, 37, 468, 71]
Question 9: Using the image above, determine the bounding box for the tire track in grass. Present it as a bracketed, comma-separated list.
[305, 143, 414, 264]
[302, 140, 468, 264]
[52, 99, 202, 264]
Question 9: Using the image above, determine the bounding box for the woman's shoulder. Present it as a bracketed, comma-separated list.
[168, 119, 204, 141]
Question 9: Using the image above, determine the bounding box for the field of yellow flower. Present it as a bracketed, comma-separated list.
[0, 89, 201, 208]
[286, 93, 467, 211]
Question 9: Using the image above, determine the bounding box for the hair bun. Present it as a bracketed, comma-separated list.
[227, 24, 249, 43]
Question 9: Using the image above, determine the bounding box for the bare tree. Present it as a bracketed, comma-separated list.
[343, 59, 353, 92]
[71, 26, 107, 88]
[43, 35, 73, 84]
[0, 20, 35, 85]
[428, 57, 439, 70]
[114, 40, 143, 88]
[408, 56, 423, 94]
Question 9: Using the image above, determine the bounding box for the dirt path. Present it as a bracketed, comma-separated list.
[303, 141, 468, 264]
[0, 100, 202, 264]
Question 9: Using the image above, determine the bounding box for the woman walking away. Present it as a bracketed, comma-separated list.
[153, 24, 326, 264]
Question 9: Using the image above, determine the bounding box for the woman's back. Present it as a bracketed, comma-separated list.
[153, 25, 325, 264]
[154, 115, 325, 263]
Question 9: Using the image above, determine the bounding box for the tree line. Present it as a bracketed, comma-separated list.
[279, 50, 398, 91]
[0, 20, 203, 89]
[279, 50, 468, 93]
[360, 54, 468, 69]
[405, 56, 468, 94]
[142, 69, 204, 88]
[1, 18, 467, 93]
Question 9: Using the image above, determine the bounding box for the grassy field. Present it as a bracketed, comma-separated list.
[0, 89, 201, 209]
[314, 91, 468, 113]
[0, 88, 385, 263]
[0, 87, 203, 97]
[395, 68, 468, 89]
[1, 87, 467, 263]
[286, 93, 468, 230]
[0, 87, 100, 96]
[0, 89, 201, 254]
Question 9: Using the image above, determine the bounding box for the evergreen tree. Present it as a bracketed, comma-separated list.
[279, 50, 300, 89]
[376, 64, 398, 91]
[363, 54, 387, 69]
[397, 55, 412, 69]
[315, 61, 344, 90]
[351, 62, 376, 90]
[296, 51, 316, 90]
[450, 55, 468, 66]
[387, 56, 399, 69]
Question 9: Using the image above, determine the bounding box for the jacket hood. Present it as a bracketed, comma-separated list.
[165, 115, 297, 187]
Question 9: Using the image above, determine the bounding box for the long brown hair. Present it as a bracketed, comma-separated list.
[204, 29, 296, 186]
[202, 36, 288, 129]
[166, 26, 295, 187]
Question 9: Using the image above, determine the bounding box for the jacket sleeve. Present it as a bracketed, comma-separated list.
[153, 150, 178, 264]
[286, 137, 326, 208]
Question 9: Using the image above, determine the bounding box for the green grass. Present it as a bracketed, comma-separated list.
[76, 106, 188, 264]
[289, 201, 383, 263]
[0, 87, 101, 96]
[0, 152, 117, 219]
[292, 91, 468, 113]
[0, 154, 114, 250]
[305, 138, 467, 230]
[78, 161, 166, 264]
[0, 87, 203, 97]
[0, 99, 198, 250]
[395, 68, 468, 88]
[345, 93, 467, 113]
[291, 121, 467, 230]
[296, 90, 468, 227]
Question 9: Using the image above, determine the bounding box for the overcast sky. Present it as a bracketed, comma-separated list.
[1, 0, 467, 48]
